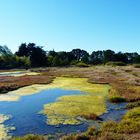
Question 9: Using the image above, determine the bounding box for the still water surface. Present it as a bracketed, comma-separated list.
[0, 88, 127, 137]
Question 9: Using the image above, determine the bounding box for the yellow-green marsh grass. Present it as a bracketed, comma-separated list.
[100, 107, 140, 134]
[43, 77, 110, 125]
[42, 77, 110, 95]
[1, 77, 110, 102]
[44, 94, 106, 125]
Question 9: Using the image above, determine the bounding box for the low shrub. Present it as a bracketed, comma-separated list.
[134, 64, 140, 68]
[81, 113, 101, 120]
[86, 127, 99, 136]
[76, 62, 89, 67]
[70, 60, 79, 65]
[62, 134, 95, 140]
[109, 96, 126, 103]
[109, 88, 126, 103]
[106, 61, 126, 66]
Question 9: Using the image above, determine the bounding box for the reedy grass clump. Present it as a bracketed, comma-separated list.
[61, 107, 140, 140]
[99, 107, 140, 139]
[127, 101, 140, 109]
[109, 88, 126, 103]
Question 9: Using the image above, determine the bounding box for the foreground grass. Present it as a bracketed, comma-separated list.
[12, 134, 45, 140]
[62, 107, 140, 140]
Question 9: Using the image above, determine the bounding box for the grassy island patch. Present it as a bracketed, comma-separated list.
[43, 77, 110, 125]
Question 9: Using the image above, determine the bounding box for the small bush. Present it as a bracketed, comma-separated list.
[76, 62, 89, 67]
[99, 132, 125, 140]
[134, 64, 140, 68]
[127, 101, 140, 109]
[81, 113, 99, 120]
[70, 60, 79, 65]
[109, 88, 126, 103]
[109, 96, 126, 103]
[106, 61, 126, 66]
[86, 127, 99, 136]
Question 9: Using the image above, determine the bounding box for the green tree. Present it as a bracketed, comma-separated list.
[16, 43, 48, 67]
[103, 50, 115, 63]
[71, 49, 89, 62]
[134, 55, 140, 64]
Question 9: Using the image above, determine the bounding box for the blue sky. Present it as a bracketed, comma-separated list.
[0, 0, 139, 53]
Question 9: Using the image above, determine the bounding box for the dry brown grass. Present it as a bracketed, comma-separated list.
[0, 66, 140, 102]
[0, 75, 54, 93]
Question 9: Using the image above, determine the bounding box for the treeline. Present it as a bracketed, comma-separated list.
[0, 43, 140, 69]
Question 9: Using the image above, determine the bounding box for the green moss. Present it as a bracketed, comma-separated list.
[46, 77, 110, 95]
[44, 94, 107, 125]
[44, 77, 110, 125]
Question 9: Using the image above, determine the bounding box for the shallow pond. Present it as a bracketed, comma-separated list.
[0, 77, 128, 138]
[0, 89, 88, 137]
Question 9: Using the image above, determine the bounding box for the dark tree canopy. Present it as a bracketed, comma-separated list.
[0, 45, 12, 55]
[90, 51, 103, 64]
[71, 49, 89, 61]
[16, 43, 48, 67]
[0, 43, 140, 69]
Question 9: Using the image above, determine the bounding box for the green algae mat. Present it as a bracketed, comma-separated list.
[43, 77, 111, 125]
